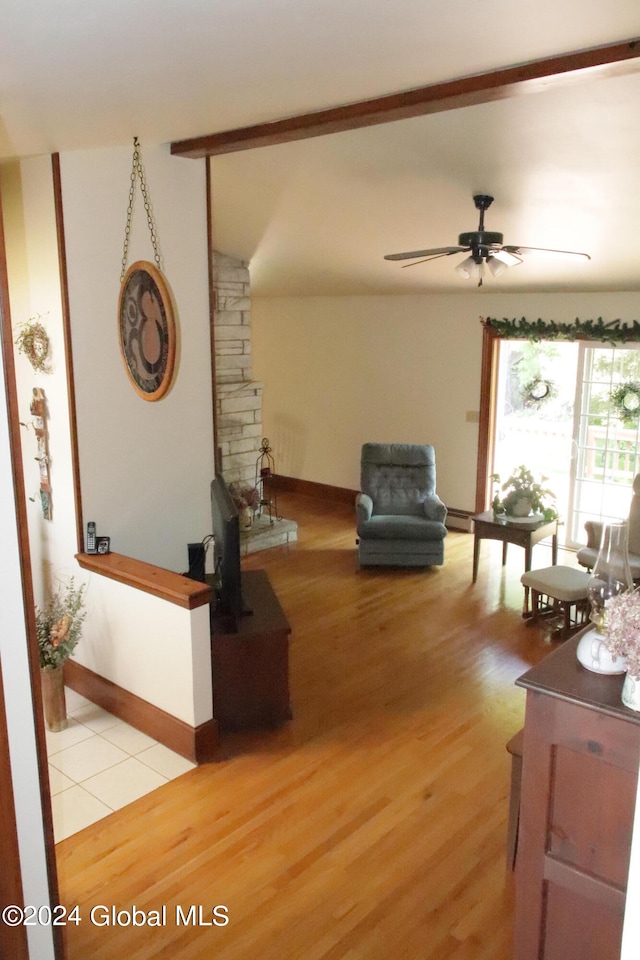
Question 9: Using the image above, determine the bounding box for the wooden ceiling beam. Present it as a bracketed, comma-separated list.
[171, 38, 640, 159]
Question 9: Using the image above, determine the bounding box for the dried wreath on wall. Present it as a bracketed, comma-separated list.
[610, 381, 640, 424]
[15, 316, 51, 373]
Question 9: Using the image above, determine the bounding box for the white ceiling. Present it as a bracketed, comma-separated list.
[2, 0, 640, 296]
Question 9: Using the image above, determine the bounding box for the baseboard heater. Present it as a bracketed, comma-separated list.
[445, 508, 474, 533]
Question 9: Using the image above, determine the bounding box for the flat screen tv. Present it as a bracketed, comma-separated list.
[210, 474, 249, 631]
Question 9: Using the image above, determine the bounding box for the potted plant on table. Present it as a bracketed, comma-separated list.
[491, 465, 558, 521]
[36, 578, 86, 731]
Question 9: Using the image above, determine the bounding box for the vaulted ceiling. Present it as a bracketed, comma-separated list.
[2, 0, 640, 295]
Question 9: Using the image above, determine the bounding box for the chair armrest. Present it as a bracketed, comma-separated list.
[584, 519, 604, 550]
[423, 495, 447, 523]
[356, 493, 373, 523]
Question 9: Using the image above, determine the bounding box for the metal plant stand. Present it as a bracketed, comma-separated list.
[255, 438, 281, 523]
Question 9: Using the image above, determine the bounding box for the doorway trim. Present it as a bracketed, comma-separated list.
[0, 659, 29, 960]
[476, 324, 499, 514]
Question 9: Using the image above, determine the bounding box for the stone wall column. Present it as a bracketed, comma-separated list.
[212, 251, 263, 486]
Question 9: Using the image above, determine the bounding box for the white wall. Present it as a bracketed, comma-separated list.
[60, 144, 214, 572]
[80, 574, 212, 726]
[252, 291, 640, 508]
[2, 157, 78, 606]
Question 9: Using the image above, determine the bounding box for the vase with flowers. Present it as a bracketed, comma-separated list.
[577, 520, 633, 676]
[36, 578, 86, 731]
[228, 481, 261, 530]
[602, 588, 640, 711]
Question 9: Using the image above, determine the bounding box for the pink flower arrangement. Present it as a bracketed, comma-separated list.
[228, 481, 260, 512]
[604, 589, 640, 678]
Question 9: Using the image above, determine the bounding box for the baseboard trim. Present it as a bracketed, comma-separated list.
[276, 475, 357, 504]
[64, 660, 218, 764]
[276, 475, 473, 530]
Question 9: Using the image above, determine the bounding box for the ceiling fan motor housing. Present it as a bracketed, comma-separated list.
[458, 231, 504, 257]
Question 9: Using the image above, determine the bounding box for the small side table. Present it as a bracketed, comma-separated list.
[472, 511, 558, 583]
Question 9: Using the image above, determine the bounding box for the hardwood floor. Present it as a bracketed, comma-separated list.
[56, 493, 560, 960]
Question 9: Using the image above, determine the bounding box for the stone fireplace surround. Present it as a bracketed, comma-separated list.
[212, 251, 297, 553]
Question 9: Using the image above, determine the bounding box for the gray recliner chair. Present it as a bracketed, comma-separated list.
[576, 474, 640, 579]
[355, 443, 447, 567]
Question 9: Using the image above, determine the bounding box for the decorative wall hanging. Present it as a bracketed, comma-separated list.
[118, 261, 176, 400]
[483, 316, 640, 344]
[610, 381, 640, 423]
[521, 376, 557, 408]
[15, 315, 51, 373]
[118, 137, 176, 401]
[30, 387, 52, 519]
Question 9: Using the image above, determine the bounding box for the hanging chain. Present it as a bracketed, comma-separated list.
[120, 137, 163, 281]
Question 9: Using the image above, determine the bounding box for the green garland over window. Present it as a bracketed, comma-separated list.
[483, 316, 640, 344]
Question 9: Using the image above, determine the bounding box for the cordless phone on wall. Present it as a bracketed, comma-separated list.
[86, 521, 97, 554]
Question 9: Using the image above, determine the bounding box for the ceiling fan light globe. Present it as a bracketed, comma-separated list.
[455, 255, 477, 279]
[487, 256, 508, 278]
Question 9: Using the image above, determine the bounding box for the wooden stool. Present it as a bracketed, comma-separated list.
[506, 728, 524, 870]
[520, 564, 590, 640]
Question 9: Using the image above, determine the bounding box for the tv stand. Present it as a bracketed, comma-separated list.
[209, 569, 291, 732]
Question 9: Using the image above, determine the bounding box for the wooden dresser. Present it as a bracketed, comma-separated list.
[514, 632, 640, 960]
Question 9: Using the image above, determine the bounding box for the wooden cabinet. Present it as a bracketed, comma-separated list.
[514, 633, 640, 960]
[210, 568, 291, 732]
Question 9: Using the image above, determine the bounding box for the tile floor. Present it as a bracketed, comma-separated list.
[47, 688, 196, 842]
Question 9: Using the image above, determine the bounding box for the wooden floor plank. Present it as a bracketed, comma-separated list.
[55, 492, 559, 959]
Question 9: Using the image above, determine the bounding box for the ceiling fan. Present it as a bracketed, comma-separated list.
[384, 194, 591, 286]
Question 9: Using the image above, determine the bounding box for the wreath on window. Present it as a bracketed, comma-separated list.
[610, 381, 640, 423]
[14, 317, 51, 374]
[521, 376, 557, 408]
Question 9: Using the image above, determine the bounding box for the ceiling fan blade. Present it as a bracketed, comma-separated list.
[503, 245, 591, 261]
[384, 246, 466, 261]
[401, 249, 471, 268]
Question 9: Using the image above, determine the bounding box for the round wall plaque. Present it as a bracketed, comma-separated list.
[118, 261, 176, 401]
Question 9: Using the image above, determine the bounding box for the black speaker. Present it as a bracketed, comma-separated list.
[186, 542, 206, 582]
